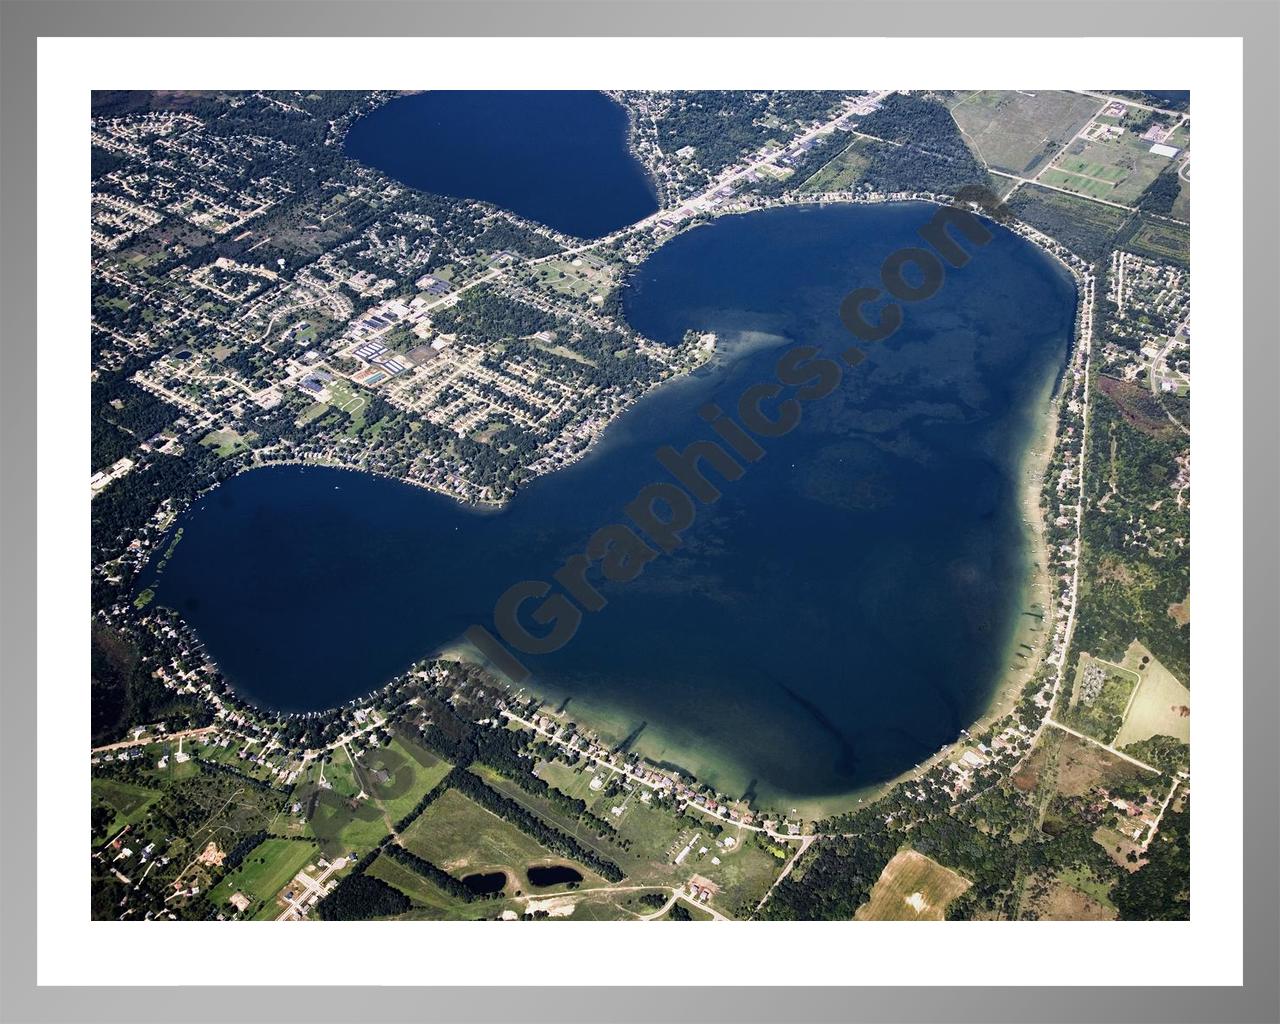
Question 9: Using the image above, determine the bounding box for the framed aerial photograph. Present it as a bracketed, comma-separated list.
[4, 5, 1275, 1023]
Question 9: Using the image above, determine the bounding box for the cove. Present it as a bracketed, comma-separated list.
[145, 202, 1076, 809]
[343, 91, 659, 238]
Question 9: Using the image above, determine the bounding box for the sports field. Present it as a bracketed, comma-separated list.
[854, 849, 971, 921]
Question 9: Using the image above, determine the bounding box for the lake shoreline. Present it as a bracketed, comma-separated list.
[146, 197, 1088, 823]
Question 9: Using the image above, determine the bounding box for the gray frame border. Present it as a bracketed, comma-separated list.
[1, 2, 1275, 1022]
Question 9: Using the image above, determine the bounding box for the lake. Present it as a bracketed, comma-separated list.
[146, 202, 1075, 810]
[343, 91, 658, 238]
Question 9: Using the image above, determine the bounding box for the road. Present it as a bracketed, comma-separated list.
[276, 856, 346, 921]
[1043, 717, 1161, 774]
[753, 833, 816, 915]
[92, 725, 217, 754]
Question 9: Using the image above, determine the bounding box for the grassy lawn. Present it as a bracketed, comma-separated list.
[199, 428, 251, 458]
[208, 837, 322, 919]
[530, 259, 610, 301]
[854, 848, 971, 921]
[680, 831, 785, 918]
[325, 378, 367, 425]
[300, 778, 390, 861]
[321, 753, 362, 800]
[361, 737, 452, 824]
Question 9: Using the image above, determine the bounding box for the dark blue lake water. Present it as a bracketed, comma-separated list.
[148, 202, 1075, 807]
[343, 91, 658, 238]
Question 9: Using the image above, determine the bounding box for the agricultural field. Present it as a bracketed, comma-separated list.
[1118, 214, 1190, 265]
[1039, 131, 1175, 205]
[950, 90, 1103, 177]
[208, 837, 323, 920]
[1113, 642, 1191, 749]
[853, 849, 971, 921]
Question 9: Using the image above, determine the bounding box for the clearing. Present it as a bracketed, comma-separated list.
[854, 849, 971, 921]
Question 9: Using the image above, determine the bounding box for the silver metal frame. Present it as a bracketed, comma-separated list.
[1, 2, 1275, 1020]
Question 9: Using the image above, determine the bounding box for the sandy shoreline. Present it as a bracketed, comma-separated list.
[155, 195, 1081, 825]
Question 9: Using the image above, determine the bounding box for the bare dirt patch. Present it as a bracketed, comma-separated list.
[196, 841, 225, 867]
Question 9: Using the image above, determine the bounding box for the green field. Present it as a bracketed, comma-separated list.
[199, 427, 251, 458]
[398, 787, 567, 884]
[523, 760, 691, 883]
[1056, 864, 1117, 910]
[1039, 131, 1173, 205]
[324, 378, 367, 426]
[321, 752, 362, 800]
[364, 850, 495, 920]
[208, 837, 322, 920]
[92, 777, 162, 835]
[950, 90, 1103, 176]
[299, 768, 390, 860]
[1113, 642, 1191, 749]
[530, 259, 611, 301]
[361, 737, 452, 824]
